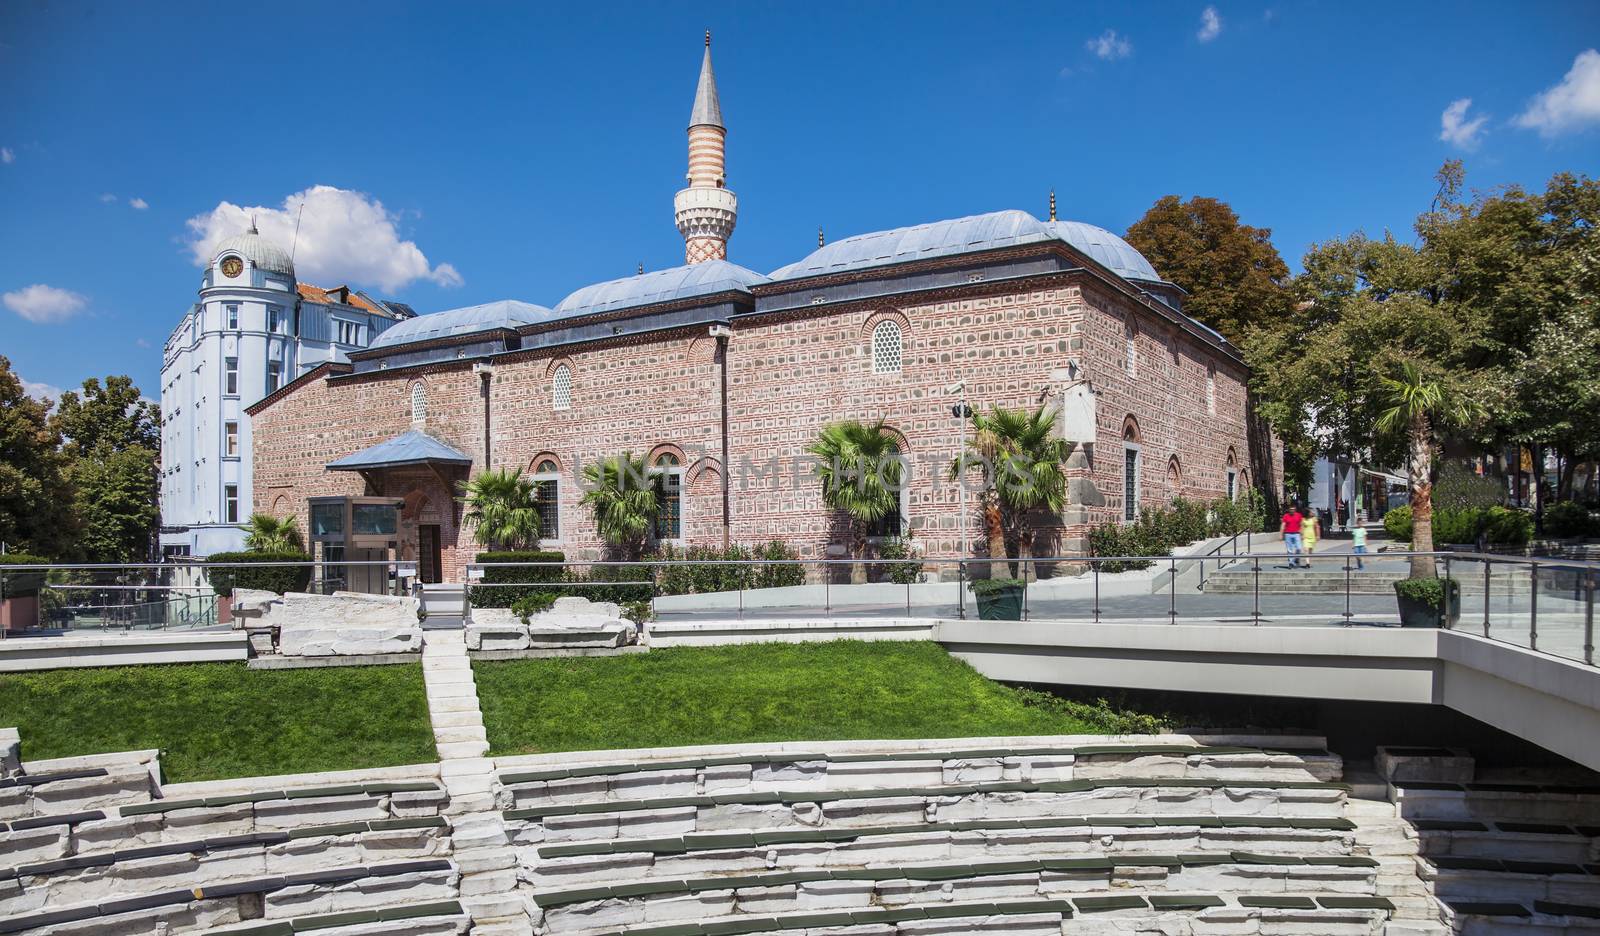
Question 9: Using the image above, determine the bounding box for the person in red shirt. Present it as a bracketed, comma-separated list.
[1281, 505, 1307, 568]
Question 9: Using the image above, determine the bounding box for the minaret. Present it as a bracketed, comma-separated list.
[674, 31, 738, 264]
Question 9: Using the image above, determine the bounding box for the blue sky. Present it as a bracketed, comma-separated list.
[2, 1, 1597, 400]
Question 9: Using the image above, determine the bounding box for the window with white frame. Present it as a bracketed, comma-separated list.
[224, 484, 239, 524]
[533, 459, 560, 540]
[410, 382, 427, 427]
[552, 365, 572, 410]
[224, 421, 239, 457]
[652, 452, 682, 541]
[224, 357, 238, 395]
[1206, 366, 1217, 415]
[267, 361, 282, 393]
[226, 304, 239, 330]
[267, 306, 284, 334]
[871, 320, 903, 374]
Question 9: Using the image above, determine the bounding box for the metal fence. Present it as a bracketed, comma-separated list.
[2, 551, 1593, 669]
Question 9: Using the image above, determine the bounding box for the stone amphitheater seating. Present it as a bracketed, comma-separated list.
[0, 741, 467, 935]
[1376, 746, 1600, 934]
[495, 738, 1415, 935]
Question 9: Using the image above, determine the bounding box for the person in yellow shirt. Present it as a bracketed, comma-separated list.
[1303, 509, 1320, 560]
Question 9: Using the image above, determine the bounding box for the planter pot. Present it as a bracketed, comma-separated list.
[975, 585, 1024, 621]
[1392, 579, 1460, 628]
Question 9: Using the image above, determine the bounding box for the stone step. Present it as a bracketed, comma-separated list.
[446, 791, 499, 815]
[433, 725, 488, 745]
[444, 772, 496, 796]
[430, 709, 482, 729]
[455, 845, 519, 873]
[459, 868, 519, 896]
[440, 757, 495, 777]
[461, 895, 532, 923]
[436, 740, 491, 760]
[428, 695, 483, 714]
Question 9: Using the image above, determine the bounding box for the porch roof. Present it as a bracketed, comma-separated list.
[325, 430, 474, 472]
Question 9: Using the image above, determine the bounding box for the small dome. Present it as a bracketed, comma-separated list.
[212, 223, 295, 277]
[555, 260, 769, 318]
[369, 300, 556, 349]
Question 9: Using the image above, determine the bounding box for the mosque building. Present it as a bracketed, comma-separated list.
[246, 35, 1278, 583]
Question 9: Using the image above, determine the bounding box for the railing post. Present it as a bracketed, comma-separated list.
[1584, 569, 1594, 666]
[1530, 561, 1539, 652]
[1168, 556, 1177, 624]
[1483, 559, 1492, 637]
[1023, 559, 1031, 622]
[1093, 561, 1101, 623]
[905, 565, 912, 619]
[1343, 555, 1352, 624]
[1442, 556, 1452, 628]
[825, 565, 831, 617]
[1252, 556, 1261, 626]
[957, 561, 966, 620]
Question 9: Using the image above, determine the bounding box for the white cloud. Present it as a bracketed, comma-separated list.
[1, 147, 13, 165]
[1086, 29, 1132, 61]
[184, 185, 463, 293]
[4, 284, 89, 324]
[21, 379, 63, 407]
[1439, 98, 1489, 149]
[129, 197, 148, 210]
[99, 193, 117, 204]
[1515, 48, 1600, 138]
[1197, 6, 1222, 42]
[134, 337, 152, 349]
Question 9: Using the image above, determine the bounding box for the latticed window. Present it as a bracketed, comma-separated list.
[1123, 446, 1141, 522]
[552, 365, 572, 410]
[533, 459, 560, 539]
[866, 441, 906, 538]
[871, 320, 902, 374]
[652, 453, 682, 540]
[410, 383, 427, 427]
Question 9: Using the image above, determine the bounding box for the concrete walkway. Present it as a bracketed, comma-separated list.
[421, 630, 531, 934]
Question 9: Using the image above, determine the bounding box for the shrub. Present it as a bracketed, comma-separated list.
[1482, 506, 1533, 546]
[1087, 492, 1267, 573]
[621, 600, 654, 625]
[1086, 522, 1155, 572]
[873, 536, 923, 585]
[510, 592, 559, 623]
[751, 541, 806, 589]
[648, 541, 807, 595]
[1210, 488, 1266, 537]
[1431, 508, 1480, 545]
[1383, 505, 1413, 542]
[1394, 576, 1460, 611]
[207, 551, 314, 598]
[0, 554, 50, 599]
[1543, 501, 1595, 539]
[971, 577, 1026, 597]
[470, 551, 566, 608]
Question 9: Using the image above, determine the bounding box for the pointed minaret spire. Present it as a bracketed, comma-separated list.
[675, 31, 737, 264]
[819, 226, 825, 247]
[1048, 190, 1057, 222]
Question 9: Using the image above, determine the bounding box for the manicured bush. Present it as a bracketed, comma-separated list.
[873, 536, 923, 585]
[648, 541, 807, 595]
[0, 554, 50, 598]
[751, 541, 807, 589]
[1431, 507, 1480, 545]
[1087, 492, 1266, 572]
[1393, 576, 1461, 611]
[1543, 501, 1596, 539]
[1086, 522, 1156, 572]
[1382, 505, 1413, 543]
[207, 551, 313, 598]
[1482, 506, 1533, 546]
[470, 550, 566, 608]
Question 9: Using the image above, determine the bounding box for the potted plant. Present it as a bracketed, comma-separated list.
[972, 577, 1027, 620]
[1392, 577, 1461, 628]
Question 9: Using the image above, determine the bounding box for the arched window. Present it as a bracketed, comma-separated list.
[1166, 456, 1182, 499]
[652, 452, 682, 541]
[1226, 450, 1239, 502]
[871, 320, 902, 374]
[552, 365, 572, 411]
[1122, 422, 1142, 523]
[410, 382, 427, 427]
[532, 458, 560, 540]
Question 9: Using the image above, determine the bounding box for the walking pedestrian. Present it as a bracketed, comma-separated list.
[1281, 504, 1306, 569]
[1352, 524, 1368, 570]
[1303, 510, 1321, 561]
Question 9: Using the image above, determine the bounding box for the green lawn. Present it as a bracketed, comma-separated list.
[474, 640, 1162, 755]
[0, 662, 437, 783]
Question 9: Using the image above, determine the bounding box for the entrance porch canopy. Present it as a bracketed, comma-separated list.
[327, 430, 473, 495]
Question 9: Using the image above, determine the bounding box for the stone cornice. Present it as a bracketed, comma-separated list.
[245, 361, 351, 417]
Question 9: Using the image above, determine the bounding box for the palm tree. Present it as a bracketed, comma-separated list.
[456, 468, 540, 551]
[580, 452, 659, 560]
[951, 404, 1070, 574]
[807, 419, 904, 583]
[1376, 362, 1483, 579]
[244, 512, 304, 553]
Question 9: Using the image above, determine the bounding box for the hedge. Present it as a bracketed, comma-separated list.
[1088, 492, 1267, 573]
[1543, 501, 1597, 539]
[1382, 505, 1532, 547]
[470, 551, 567, 608]
[651, 541, 807, 595]
[0, 554, 50, 598]
[207, 551, 314, 597]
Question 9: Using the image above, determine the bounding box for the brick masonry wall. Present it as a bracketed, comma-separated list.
[250, 269, 1271, 579]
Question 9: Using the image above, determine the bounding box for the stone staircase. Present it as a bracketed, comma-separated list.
[422, 629, 531, 934]
[421, 583, 470, 630]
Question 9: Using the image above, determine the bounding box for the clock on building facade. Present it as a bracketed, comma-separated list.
[220, 256, 243, 277]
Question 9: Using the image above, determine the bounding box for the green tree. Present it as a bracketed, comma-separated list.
[52, 375, 159, 456]
[457, 468, 541, 551]
[68, 444, 160, 563]
[807, 419, 904, 584]
[1376, 363, 1484, 579]
[580, 453, 658, 560]
[244, 512, 305, 553]
[952, 404, 1070, 570]
[1124, 195, 1293, 343]
[0, 357, 72, 557]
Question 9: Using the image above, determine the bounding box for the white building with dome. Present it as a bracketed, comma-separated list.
[157, 223, 414, 559]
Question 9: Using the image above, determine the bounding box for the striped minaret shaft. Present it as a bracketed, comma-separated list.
[674, 31, 738, 264]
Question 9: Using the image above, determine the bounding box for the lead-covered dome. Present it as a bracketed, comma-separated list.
[211, 222, 296, 277]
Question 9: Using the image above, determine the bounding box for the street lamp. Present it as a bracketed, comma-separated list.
[947, 381, 972, 558]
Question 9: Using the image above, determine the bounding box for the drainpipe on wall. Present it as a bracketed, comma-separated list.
[710, 324, 733, 549]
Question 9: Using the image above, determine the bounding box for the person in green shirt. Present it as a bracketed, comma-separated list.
[1352, 525, 1368, 570]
